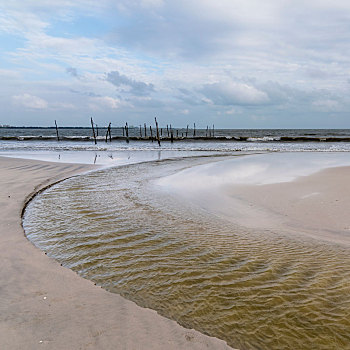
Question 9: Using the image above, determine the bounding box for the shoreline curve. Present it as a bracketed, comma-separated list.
[0, 156, 234, 350]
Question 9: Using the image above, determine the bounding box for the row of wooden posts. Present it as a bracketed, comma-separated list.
[54, 118, 215, 146]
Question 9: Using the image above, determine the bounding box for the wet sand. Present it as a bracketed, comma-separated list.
[159, 153, 350, 247]
[220, 166, 350, 246]
[0, 156, 233, 350]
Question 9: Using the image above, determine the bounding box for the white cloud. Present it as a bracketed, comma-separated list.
[127, 0, 164, 8]
[51, 102, 76, 110]
[225, 108, 237, 115]
[0, 9, 48, 36]
[200, 81, 269, 106]
[12, 93, 48, 109]
[312, 99, 341, 112]
[89, 96, 125, 110]
[1, 0, 350, 127]
[0, 69, 21, 79]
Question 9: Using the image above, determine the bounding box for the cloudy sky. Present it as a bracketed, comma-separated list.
[1, 0, 350, 128]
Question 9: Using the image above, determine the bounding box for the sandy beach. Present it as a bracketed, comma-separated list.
[160, 152, 350, 247]
[0, 156, 233, 350]
[2, 153, 350, 350]
[222, 165, 350, 246]
[2, 0, 350, 347]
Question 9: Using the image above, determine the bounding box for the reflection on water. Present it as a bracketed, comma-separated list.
[23, 157, 350, 350]
[0, 148, 226, 166]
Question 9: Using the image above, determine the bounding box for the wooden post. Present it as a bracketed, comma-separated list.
[176, 130, 179, 138]
[144, 123, 147, 137]
[125, 122, 129, 143]
[186, 125, 189, 137]
[155, 117, 161, 146]
[139, 125, 142, 137]
[213, 124, 215, 138]
[105, 123, 109, 143]
[91, 117, 97, 144]
[109, 123, 112, 142]
[150, 125, 153, 142]
[206, 125, 208, 137]
[54, 120, 59, 141]
[96, 124, 99, 137]
[122, 126, 125, 137]
[167, 124, 169, 137]
[193, 123, 196, 137]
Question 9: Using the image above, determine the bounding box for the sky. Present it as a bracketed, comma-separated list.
[1, 0, 350, 128]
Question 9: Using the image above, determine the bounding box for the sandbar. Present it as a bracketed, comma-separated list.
[158, 153, 350, 246]
[222, 165, 350, 246]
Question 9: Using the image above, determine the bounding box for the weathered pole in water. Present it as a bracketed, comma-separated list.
[125, 122, 129, 143]
[193, 123, 196, 137]
[206, 125, 208, 137]
[186, 125, 189, 138]
[105, 122, 111, 142]
[139, 125, 142, 137]
[144, 123, 147, 137]
[167, 124, 169, 137]
[150, 125, 153, 142]
[91, 117, 97, 144]
[54, 120, 59, 141]
[213, 124, 215, 138]
[155, 117, 161, 146]
[105, 123, 110, 142]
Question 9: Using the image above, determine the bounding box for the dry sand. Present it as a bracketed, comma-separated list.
[0, 156, 233, 350]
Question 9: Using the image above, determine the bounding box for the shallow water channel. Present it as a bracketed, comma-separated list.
[23, 155, 350, 350]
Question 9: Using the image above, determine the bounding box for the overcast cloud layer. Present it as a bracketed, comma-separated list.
[1, 0, 350, 127]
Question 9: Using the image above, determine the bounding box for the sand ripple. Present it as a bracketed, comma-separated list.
[23, 159, 350, 350]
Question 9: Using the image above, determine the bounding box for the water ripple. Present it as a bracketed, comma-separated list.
[23, 158, 350, 350]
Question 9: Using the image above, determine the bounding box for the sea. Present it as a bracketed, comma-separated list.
[3, 127, 350, 349]
[2, 127, 350, 164]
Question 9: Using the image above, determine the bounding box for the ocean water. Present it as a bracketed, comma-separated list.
[4, 128, 350, 349]
[2, 127, 350, 142]
[22, 151, 350, 350]
[2, 128, 350, 166]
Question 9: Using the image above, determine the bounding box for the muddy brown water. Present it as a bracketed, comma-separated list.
[23, 157, 350, 350]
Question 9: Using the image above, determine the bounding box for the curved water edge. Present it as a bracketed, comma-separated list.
[23, 153, 350, 350]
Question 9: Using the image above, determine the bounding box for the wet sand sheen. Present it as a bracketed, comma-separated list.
[23, 155, 350, 350]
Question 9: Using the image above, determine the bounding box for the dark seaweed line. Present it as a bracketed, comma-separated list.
[3, 136, 350, 142]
